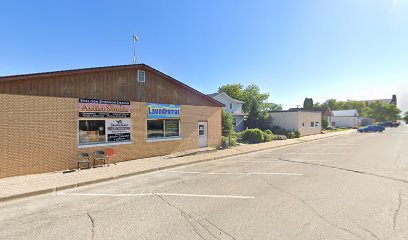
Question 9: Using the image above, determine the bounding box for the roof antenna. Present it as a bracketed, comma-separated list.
[133, 33, 138, 64]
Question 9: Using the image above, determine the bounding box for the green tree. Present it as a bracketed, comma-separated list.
[218, 84, 244, 102]
[218, 84, 277, 114]
[221, 110, 234, 136]
[303, 98, 314, 111]
[245, 100, 261, 129]
[366, 102, 401, 122]
[403, 111, 408, 123]
[218, 83, 282, 129]
[322, 99, 367, 116]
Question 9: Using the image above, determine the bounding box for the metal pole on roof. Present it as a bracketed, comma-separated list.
[133, 34, 138, 64]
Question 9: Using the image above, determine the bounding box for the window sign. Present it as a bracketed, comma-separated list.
[148, 103, 180, 119]
[79, 98, 131, 118]
[165, 120, 180, 137]
[78, 120, 106, 144]
[106, 119, 132, 142]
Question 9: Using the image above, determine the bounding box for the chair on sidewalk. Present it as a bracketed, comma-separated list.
[93, 150, 106, 167]
[78, 153, 91, 169]
[105, 148, 116, 166]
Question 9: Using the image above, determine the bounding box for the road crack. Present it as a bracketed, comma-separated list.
[393, 192, 402, 232]
[201, 217, 236, 240]
[353, 222, 382, 240]
[263, 178, 366, 240]
[86, 212, 95, 240]
[155, 194, 221, 240]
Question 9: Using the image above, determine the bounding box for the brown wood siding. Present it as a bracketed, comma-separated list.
[0, 65, 221, 107]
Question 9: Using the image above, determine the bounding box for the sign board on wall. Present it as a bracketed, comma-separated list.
[106, 119, 132, 142]
[148, 103, 180, 119]
[79, 98, 131, 118]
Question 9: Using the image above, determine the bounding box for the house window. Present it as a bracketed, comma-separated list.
[233, 118, 237, 126]
[310, 122, 315, 127]
[302, 122, 305, 127]
[147, 119, 180, 139]
[230, 103, 232, 109]
[315, 122, 320, 127]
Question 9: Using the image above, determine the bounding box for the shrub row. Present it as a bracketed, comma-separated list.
[269, 126, 300, 139]
[239, 128, 275, 144]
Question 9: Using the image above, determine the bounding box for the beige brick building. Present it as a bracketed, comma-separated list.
[0, 64, 223, 178]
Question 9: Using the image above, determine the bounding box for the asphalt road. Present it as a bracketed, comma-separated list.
[1, 125, 408, 240]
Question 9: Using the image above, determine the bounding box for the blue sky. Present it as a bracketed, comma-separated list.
[1, 0, 407, 111]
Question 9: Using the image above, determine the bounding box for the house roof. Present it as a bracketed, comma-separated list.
[321, 107, 334, 117]
[207, 92, 245, 104]
[332, 109, 359, 117]
[0, 63, 225, 107]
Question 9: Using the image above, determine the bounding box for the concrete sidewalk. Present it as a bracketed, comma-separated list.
[0, 130, 354, 202]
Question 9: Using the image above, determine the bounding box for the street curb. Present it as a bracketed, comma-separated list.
[0, 131, 353, 203]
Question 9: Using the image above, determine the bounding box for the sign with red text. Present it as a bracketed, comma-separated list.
[79, 98, 131, 118]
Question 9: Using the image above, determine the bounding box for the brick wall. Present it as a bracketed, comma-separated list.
[0, 94, 222, 178]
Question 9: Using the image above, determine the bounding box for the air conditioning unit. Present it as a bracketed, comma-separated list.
[137, 70, 146, 83]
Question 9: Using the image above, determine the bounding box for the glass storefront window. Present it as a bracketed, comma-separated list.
[165, 120, 180, 137]
[147, 119, 180, 139]
[147, 120, 164, 138]
[79, 120, 106, 144]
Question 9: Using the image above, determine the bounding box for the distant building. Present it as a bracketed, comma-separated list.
[358, 94, 397, 107]
[268, 109, 322, 136]
[207, 92, 245, 132]
[331, 109, 359, 128]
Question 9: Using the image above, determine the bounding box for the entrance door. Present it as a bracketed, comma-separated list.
[198, 122, 208, 148]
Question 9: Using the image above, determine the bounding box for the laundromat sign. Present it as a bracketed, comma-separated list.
[148, 103, 180, 119]
[79, 98, 131, 118]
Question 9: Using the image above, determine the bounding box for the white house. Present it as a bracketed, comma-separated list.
[207, 92, 245, 131]
[331, 109, 359, 128]
[268, 110, 322, 136]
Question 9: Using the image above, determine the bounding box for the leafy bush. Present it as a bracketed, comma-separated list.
[230, 137, 237, 146]
[222, 110, 234, 136]
[263, 131, 274, 142]
[322, 117, 329, 129]
[221, 136, 229, 149]
[286, 131, 295, 139]
[264, 129, 273, 135]
[269, 126, 300, 139]
[294, 130, 301, 138]
[274, 135, 287, 140]
[241, 128, 264, 144]
[270, 126, 286, 135]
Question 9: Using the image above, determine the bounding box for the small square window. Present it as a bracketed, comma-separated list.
[137, 70, 146, 82]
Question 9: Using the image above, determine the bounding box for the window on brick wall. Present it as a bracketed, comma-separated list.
[78, 119, 132, 146]
[79, 120, 106, 144]
[147, 119, 180, 139]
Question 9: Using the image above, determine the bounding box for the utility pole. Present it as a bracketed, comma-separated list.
[133, 34, 138, 64]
